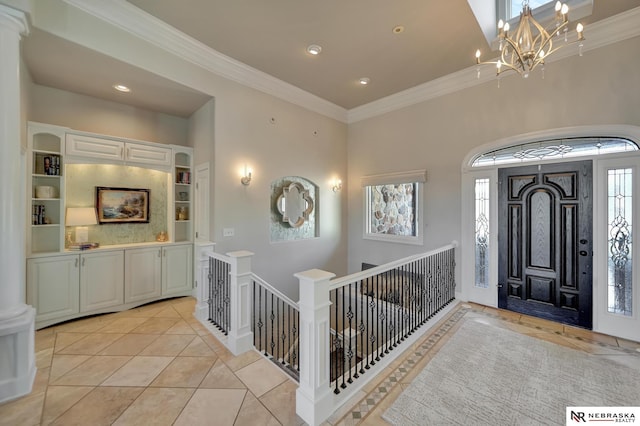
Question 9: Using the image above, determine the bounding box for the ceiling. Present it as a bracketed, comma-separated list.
[20, 0, 640, 118]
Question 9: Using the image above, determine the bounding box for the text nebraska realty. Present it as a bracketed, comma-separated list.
[588, 412, 635, 422]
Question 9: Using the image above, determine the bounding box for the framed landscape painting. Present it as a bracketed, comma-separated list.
[96, 187, 150, 224]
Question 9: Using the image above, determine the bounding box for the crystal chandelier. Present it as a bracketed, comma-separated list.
[475, 1, 584, 78]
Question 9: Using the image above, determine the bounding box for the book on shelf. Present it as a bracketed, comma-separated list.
[176, 171, 191, 184]
[32, 204, 45, 225]
[67, 242, 100, 251]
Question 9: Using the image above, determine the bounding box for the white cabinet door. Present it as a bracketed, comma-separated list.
[66, 134, 124, 161]
[162, 244, 193, 296]
[126, 144, 171, 167]
[125, 247, 162, 303]
[27, 255, 80, 322]
[80, 250, 124, 312]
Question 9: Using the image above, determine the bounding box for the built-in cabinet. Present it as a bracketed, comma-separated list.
[26, 122, 195, 329]
[65, 133, 172, 168]
[161, 243, 193, 296]
[124, 243, 192, 304]
[80, 250, 124, 312]
[174, 148, 192, 242]
[26, 255, 79, 323]
[28, 123, 67, 254]
[124, 246, 162, 303]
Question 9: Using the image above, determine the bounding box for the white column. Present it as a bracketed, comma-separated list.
[226, 250, 254, 355]
[193, 241, 215, 322]
[295, 268, 335, 426]
[0, 4, 35, 404]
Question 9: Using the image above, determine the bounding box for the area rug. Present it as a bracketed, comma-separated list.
[383, 320, 640, 425]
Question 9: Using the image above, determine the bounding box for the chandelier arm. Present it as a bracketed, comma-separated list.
[542, 37, 580, 57]
[475, 58, 523, 76]
[496, 62, 522, 75]
[543, 20, 569, 39]
[502, 37, 528, 71]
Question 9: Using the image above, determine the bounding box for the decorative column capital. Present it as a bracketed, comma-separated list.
[0, 4, 29, 36]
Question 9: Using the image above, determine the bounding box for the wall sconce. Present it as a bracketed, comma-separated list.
[332, 179, 342, 192]
[241, 166, 252, 186]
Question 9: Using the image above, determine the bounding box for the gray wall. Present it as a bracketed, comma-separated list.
[28, 85, 190, 146]
[347, 36, 640, 274]
[202, 80, 348, 299]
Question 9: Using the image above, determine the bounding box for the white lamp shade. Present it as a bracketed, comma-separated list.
[66, 207, 97, 226]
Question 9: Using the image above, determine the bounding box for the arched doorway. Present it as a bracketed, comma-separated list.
[461, 125, 640, 341]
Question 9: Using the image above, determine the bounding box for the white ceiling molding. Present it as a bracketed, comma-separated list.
[348, 5, 640, 124]
[0, 3, 29, 35]
[61, 1, 640, 125]
[61, 0, 348, 123]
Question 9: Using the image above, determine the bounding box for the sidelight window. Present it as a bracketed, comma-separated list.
[475, 178, 490, 288]
[607, 168, 633, 316]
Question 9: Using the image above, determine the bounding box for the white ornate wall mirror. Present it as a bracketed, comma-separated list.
[270, 176, 319, 242]
[277, 182, 314, 228]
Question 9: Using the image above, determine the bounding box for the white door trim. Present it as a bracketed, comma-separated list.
[461, 125, 640, 341]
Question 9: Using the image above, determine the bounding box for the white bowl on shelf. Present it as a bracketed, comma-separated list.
[35, 186, 57, 199]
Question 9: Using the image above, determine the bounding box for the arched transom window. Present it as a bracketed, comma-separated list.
[471, 137, 638, 168]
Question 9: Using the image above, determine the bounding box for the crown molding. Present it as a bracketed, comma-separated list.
[62, 0, 348, 123]
[348, 6, 640, 124]
[0, 3, 29, 35]
[61, 1, 639, 125]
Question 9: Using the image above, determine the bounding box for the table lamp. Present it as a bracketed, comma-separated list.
[66, 207, 97, 243]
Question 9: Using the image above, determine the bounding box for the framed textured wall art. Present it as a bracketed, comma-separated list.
[96, 187, 150, 224]
[362, 170, 427, 245]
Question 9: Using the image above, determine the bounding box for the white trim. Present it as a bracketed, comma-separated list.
[360, 169, 427, 187]
[594, 158, 640, 342]
[363, 181, 424, 246]
[0, 3, 29, 35]
[61, 0, 348, 123]
[59, 1, 640, 124]
[348, 6, 640, 123]
[461, 170, 498, 307]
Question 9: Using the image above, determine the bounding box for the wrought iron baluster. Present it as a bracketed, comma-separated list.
[359, 279, 366, 374]
[333, 289, 340, 394]
[340, 287, 346, 389]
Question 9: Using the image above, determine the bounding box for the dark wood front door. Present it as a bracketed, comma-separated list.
[498, 161, 593, 329]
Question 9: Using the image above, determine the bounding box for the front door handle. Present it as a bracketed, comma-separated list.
[579, 250, 588, 256]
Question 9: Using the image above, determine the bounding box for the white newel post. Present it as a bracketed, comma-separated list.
[227, 250, 254, 355]
[194, 242, 215, 322]
[0, 4, 35, 404]
[295, 269, 335, 426]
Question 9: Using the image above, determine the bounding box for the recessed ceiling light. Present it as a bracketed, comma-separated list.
[359, 77, 370, 85]
[113, 84, 131, 93]
[392, 25, 405, 34]
[306, 44, 322, 55]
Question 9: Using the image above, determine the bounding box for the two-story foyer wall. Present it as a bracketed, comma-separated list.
[65, 164, 168, 246]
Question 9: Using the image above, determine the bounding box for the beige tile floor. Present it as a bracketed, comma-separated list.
[346, 302, 640, 425]
[1, 298, 639, 426]
[0, 297, 303, 426]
